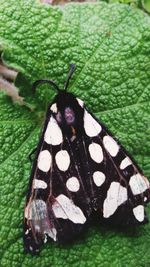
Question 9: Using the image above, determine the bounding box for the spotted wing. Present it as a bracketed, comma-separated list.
[24, 99, 150, 254]
[82, 107, 150, 225]
[24, 110, 92, 254]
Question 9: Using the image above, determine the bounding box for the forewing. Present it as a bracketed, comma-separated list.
[24, 109, 92, 253]
[82, 107, 150, 225]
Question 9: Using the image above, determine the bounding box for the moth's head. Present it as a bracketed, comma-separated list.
[52, 91, 84, 127]
[32, 64, 84, 134]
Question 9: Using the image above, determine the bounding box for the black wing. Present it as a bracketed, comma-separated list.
[24, 104, 93, 254]
[81, 105, 150, 225]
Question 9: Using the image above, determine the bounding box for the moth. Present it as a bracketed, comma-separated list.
[24, 64, 150, 254]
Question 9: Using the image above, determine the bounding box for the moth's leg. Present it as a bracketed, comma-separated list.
[29, 147, 37, 162]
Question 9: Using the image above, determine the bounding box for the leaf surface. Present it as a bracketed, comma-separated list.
[0, 1, 150, 266]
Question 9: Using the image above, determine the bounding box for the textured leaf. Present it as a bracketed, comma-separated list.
[142, 0, 150, 13]
[0, 1, 150, 266]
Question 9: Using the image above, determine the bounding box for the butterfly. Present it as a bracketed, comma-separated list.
[24, 64, 150, 254]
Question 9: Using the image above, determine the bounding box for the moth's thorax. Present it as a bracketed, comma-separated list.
[64, 107, 75, 125]
[50, 92, 84, 138]
[55, 107, 75, 125]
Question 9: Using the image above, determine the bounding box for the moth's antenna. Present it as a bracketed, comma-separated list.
[64, 64, 75, 91]
[32, 64, 75, 94]
[32, 79, 60, 94]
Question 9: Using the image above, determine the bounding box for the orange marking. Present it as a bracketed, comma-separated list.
[71, 126, 76, 136]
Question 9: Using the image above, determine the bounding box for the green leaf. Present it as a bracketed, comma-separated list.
[142, 0, 150, 13]
[0, 1, 150, 267]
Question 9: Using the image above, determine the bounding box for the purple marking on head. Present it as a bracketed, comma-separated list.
[64, 107, 75, 125]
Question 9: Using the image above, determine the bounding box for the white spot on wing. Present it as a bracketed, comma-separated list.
[44, 228, 57, 242]
[50, 103, 57, 113]
[52, 201, 67, 220]
[28, 199, 47, 220]
[33, 179, 47, 189]
[89, 143, 103, 163]
[84, 110, 102, 137]
[129, 174, 149, 195]
[55, 150, 70, 171]
[52, 194, 86, 224]
[76, 98, 84, 107]
[93, 171, 105, 187]
[133, 205, 144, 222]
[44, 235, 48, 243]
[26, 200, 57, 241]
[66, 177, 80, 192]
[25, 205, 29, 219]
[38, 150, 52, 172]
[103, 182, 127, 218]
[44, 116, 63, 145]
[103, 136, 119, 157]
[25, 229, 29, 235]
[120, 157, 132, 170]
